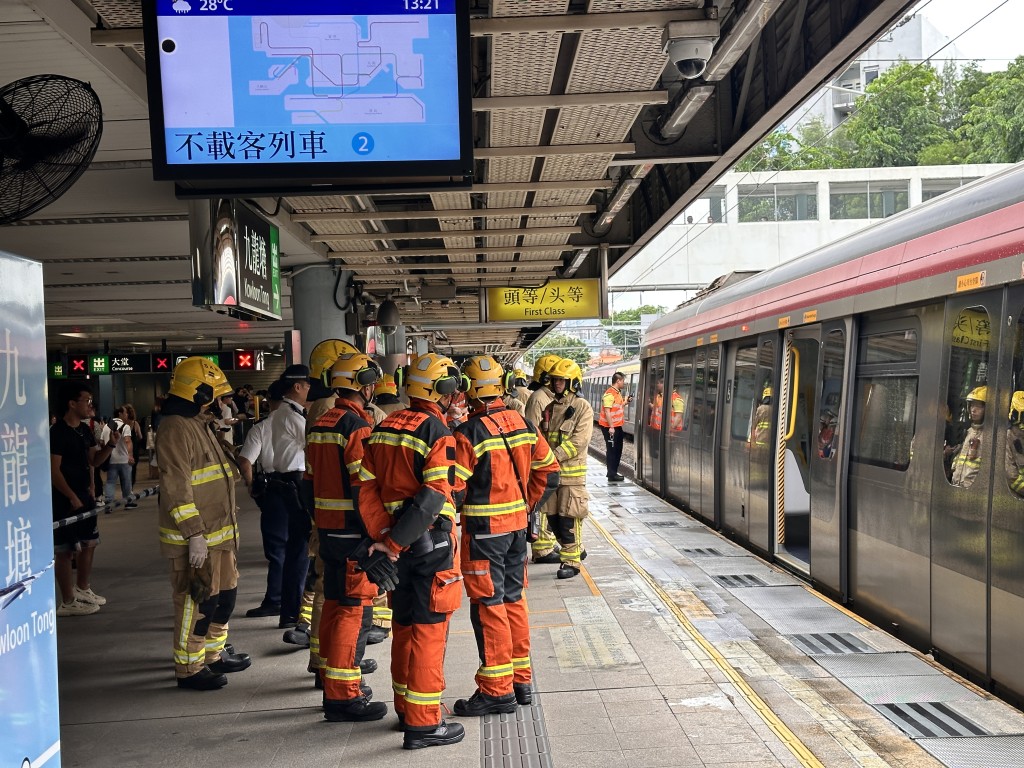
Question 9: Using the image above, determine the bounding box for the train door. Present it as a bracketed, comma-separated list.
[639, 357, 667, 494]
[689, 348, 711, 522]
[808, 323, 850, 597]
[666, 352, 693, 510]
[775, 328, 820, 573]
[720, 342, 760, 539]
[700, 346, 721, 525]
[991, 289, 1024, 696]
[748, 336, 778, 553]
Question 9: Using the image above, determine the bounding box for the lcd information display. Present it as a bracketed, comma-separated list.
[142, 0, 472, 187]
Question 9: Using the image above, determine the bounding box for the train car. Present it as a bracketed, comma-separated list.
[583, 359, 641, 436]
[635, 161, 1024, 703]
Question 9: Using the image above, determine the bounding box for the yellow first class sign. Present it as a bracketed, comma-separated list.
[484, 278, 602, 322]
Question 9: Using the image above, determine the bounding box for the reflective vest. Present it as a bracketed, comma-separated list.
[670, 391, 684, 432]
[305, 399, 372, 532]
[598, 387, 624, 428]
[650, 393, 663, 431]
[453, 404, 559, 534]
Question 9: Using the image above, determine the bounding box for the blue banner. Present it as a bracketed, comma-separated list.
[0, 253, 60, 767]
[157, 0, 455, 16]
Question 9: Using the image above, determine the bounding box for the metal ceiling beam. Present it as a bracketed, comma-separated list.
[607, 154, 720, 166]
[473, 92, 667, 110]
[291, 206, 596, 223]
[330, 246, 568, 259]
[311, 226, 580, 242]
[477, 143, 634, 159]
[470, 180, 613, 193]
[346, 262, 562, 273]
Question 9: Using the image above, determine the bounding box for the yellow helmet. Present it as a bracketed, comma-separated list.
[513, 368, 528, 387]
[762, 387, 773, 401]
[329, 352, 382, 392]
[967, 386, 988, 404]
[374, 373, 398, 398]
[548, 358, 583, 393]
[168, 356, 231, 406]
[460, 355, 511, 400]
[309, 339, 359, 384]
[532, 353, 561, 385]
[405, 352, 461, 402]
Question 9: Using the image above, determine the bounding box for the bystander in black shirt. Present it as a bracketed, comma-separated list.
[50, 419, 95, 515]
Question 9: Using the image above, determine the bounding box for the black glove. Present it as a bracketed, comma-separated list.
[359, 550, 399, 592]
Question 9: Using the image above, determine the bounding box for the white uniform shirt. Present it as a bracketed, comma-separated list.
[108, 418, 132, 464]
[238, 416, 275, 472]
[270, 397, 307, 473]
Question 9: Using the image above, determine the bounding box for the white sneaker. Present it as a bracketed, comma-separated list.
[95, 495, 106, 505]
[75, 586, 107, 606]
[57, 599, 100, 617]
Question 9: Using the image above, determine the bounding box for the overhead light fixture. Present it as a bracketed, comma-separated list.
[703, 0, 785, 82]
[656, 85, 715, 140]
[594, 164, 654, 232]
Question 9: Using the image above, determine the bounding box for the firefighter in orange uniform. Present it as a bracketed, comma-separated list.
[305, 353, 386, 722]
[358, 352, 466, 749]
[451, 357, 559, 716]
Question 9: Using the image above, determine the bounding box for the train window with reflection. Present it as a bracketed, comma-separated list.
[731, 345, 759, 440]
[946, 306, 990, 488]
[1007, 311, 1024, 497]
[852, 328, 919, 471]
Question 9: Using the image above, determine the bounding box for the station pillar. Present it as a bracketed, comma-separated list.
[290, 265, 357, 363]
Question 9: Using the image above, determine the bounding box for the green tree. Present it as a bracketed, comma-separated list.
[842, 61, 948, 167]
[961, 57, 1024, 163]
[601, 305, 666, 357]
[735, 128, 798, 172]
[792, 115, 853, 169]
[524, 332, 591, 370]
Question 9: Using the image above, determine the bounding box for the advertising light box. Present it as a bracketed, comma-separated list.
[142, 0, 473, 192]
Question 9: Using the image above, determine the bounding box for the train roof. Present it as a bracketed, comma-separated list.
[643, 162, 1024, 349]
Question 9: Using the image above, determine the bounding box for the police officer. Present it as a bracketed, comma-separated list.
[451, 356, 559, 716]
[525, 354, 562, 565]
[1006, 391, 1024, 496]
[952, 386, 986, 488]
[359, 352, 466, 749]
[158, 357, 250, 691]
[306, 353, 387, 722]
[537, 359, 594, 579]
[599, 371, 627, 481]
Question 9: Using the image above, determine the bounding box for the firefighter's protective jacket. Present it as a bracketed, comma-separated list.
[453, 403, 560, 534]
[358, 400, 456, 554]
[541, 392, 594, 485]
[524, 386, 554, 426]
[952, 422, 984, 488]
[157, 412, 237, 557]
[305, 398, 372, 532]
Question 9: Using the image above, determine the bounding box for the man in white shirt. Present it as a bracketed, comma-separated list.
[268, 364, 313, 629]
[104, 405, 135, 507]
[239, 380, 286, 618]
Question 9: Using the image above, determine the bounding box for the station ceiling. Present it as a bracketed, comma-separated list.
[0, 0, 915, 359]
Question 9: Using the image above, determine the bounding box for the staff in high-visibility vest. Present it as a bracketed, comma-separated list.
[598, 371, 628, 482]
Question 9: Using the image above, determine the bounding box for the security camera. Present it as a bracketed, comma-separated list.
[663, 20, 720, 80]
[376, 298, 401, 336]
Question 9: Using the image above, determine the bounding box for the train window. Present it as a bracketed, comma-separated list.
[859, 330, 917, 364]
[851, 377, 918, 471]
[946, 306, 990, 488]
[1006, 310, 1024, 497]
[731, 346, 759, 440]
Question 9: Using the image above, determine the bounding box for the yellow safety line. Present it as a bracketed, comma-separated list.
[580, 566, 602, 597]
[588, 516, 826, 768]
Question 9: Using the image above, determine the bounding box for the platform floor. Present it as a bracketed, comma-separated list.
[55, 460, 1024, 768]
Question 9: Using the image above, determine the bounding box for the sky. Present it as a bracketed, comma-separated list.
[918, 0, 1023, 71]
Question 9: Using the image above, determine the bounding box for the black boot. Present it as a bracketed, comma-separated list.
[177, 667, 227, 691]
[208, 651, 252, 674]
[556, 563, 580, 579]
[282, 625, 310, 647]
[366, 625, 390, 645]
[532, 551, 560, 565]
[403, 720, 466, 749]
[453, 690, 517, 716]
[359, 658, 378, 674]
[513, 683, 532, 705]
[323, 697, 388, 722]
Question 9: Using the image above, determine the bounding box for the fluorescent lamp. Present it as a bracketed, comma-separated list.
[703, 0, 785, 82]
[656, 85, 715, 139]
[595, 164, 654, 231]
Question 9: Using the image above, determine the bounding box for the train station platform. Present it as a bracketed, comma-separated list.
[56, 460, 1024, 768]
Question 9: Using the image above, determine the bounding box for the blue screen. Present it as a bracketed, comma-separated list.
[154, 0, 463, 167]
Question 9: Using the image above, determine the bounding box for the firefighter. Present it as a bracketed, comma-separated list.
[513, 368, 530, 404]
[952, 386, 987, 488]
[537, 358, 594, 579]
[598, 371, 627, 481]
[1005, 391, 1024, 496]
[374, 373, 406, 416]
[305, 352, 387, 722]
[358, 352, 466, 749]
[451, 356, 559, 715]
[525, 354, 563, 564]
[158, 357, 250, 691]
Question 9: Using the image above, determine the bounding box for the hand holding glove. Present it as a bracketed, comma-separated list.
[188, 534, 208, 568]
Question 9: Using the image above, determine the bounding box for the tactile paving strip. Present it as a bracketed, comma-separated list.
[481, 687, 553, 768]
[788, 632, 874, 655]
[877, 702, 990, 738]
[916, 735, 1024, 767]
[713, 574, 768, 588]
[681, 547, 723, 557]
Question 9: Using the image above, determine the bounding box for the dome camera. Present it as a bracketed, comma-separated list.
[666, 37, 716, 79]
[662, 19, 720, 80]
[376, 298, 401, 336]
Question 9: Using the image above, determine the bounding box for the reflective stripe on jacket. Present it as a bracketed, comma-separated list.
[305, 398, 372, 532]
[453, 404, 559, 534]
[541, 393, 594, 486]
[157, 413, 237, 557]
[598, 387, 624, 428]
